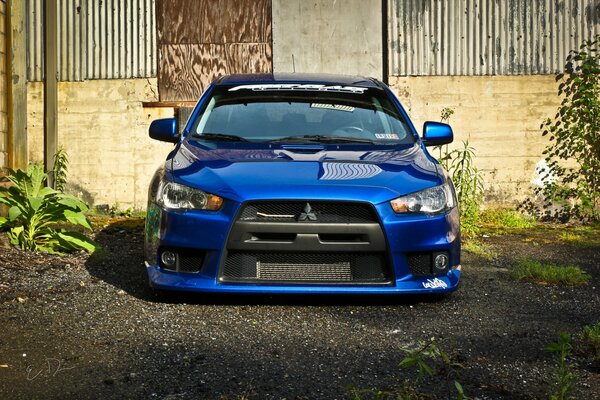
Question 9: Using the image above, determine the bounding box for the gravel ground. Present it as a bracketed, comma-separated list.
[0, 218, 598, 400]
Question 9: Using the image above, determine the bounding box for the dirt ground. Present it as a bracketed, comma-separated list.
[0, 218, 598, 400]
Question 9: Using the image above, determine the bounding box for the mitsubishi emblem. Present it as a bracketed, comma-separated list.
[298, 203, 317, 221]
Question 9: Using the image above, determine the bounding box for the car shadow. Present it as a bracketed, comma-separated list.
[85, 217, 451, 307]
[84, 217, 150, 300]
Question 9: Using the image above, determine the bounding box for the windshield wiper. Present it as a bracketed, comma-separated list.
[193, 133, 249, 142]
[269, 135, 375, 144]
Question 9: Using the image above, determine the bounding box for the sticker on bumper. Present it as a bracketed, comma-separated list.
[422, 278, 448, 289]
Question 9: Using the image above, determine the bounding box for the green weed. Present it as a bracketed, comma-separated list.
[345, 340, 468, 400]
[581, 322, 600, 361]
[0, 163, 95, 254]
[511, 259, 589, 286]
[442, 141, 484, 240]
[52, 147, 69, 192]
[545, 332, 575, 400]
[399, 340, 468, 399]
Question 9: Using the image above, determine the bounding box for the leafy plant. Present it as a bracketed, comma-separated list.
[53, 147, 69, 192]
[539, 36, 600, 221]
[581, 322, 600, 361]
[0, 163, 95, 253]
[442, 141, 484, 240]
[434, 107, 455, 161]
[545, 332, 575, 400]
[440, 107, 455, 123]
[511, 259, 589, 286]
[344, 340, 468, 400]
[435, 107, 485, 240]
[400, 340, 468, 399]
[345, 382, 431, 400]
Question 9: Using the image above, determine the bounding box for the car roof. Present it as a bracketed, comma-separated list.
[215, 73, 384, 89]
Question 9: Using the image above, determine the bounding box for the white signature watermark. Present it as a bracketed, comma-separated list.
[422, 278, 448, 289]
[25, 357, 76, 381]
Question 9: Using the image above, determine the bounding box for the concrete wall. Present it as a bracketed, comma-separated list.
[272, 0, 383, 80]
[388, 75, 560, 205]
[27, 78, 174, 209]
[24, 75, 561, 210]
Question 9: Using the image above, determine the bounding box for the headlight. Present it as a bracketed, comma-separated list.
[157, 181, 223, 211]
[390, 183, 456, 214]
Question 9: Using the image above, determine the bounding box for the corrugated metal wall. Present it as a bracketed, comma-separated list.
[27, 0, 156, 81]
[389, 0, 600, 76]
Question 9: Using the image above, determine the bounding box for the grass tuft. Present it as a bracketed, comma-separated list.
[462, 240, 496, 261]
[481, 208, 535, 229]
[559, 226, 600, 248]
[511, 259, 589, 286]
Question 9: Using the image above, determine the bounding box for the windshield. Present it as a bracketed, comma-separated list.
[191, 85, 415, 144]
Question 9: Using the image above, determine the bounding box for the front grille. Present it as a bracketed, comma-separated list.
[221, 252, 391, 283]
[238, 201, 377, 223]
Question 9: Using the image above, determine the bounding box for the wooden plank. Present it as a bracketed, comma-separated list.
[44, 0, 58, 186]
[7, 0, 28, 170]
[156, 0, 273, 102]
[0, 1, 5, 170]
[263, 0, 272, 44]
[156, 0, 204, 45]
[202, 0, 272, 43]
[142, 101, 196, 108]
[158, 44, 228, 101]
[226, 43, 272, 74]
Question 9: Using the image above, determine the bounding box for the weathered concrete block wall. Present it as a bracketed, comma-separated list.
[272, 0, 383, 80]
[388, 75, 560, 205]
[24, 76, 561, 210]
[27, 78, 174, 209]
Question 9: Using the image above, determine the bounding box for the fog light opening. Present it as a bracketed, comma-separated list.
[161, 250, 178, 268]
[433, 253, 449, 272]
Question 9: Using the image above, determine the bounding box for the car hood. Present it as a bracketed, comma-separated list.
[167, 140, 443, 204]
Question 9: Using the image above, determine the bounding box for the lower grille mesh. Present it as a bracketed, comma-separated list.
[178, 254, 205, 273]
[222, 252, 391, 283]
[407, 253, 432, 276]
[257, 261, 352, 281]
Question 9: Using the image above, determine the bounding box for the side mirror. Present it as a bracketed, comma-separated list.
[149, 118, 179, 143]
[422, 121, 453, 146]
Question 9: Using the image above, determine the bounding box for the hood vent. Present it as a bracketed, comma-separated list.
[281, 144, 325, 153]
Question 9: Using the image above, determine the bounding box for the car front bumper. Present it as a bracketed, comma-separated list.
[145, 200, 461, 295]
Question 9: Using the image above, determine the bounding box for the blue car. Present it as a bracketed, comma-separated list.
[145, 73, 460, 295]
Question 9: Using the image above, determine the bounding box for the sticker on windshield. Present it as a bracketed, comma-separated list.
[374, 133, 400, 140]
[228, 84, 367, 94]
[311, 103, 355, 112]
